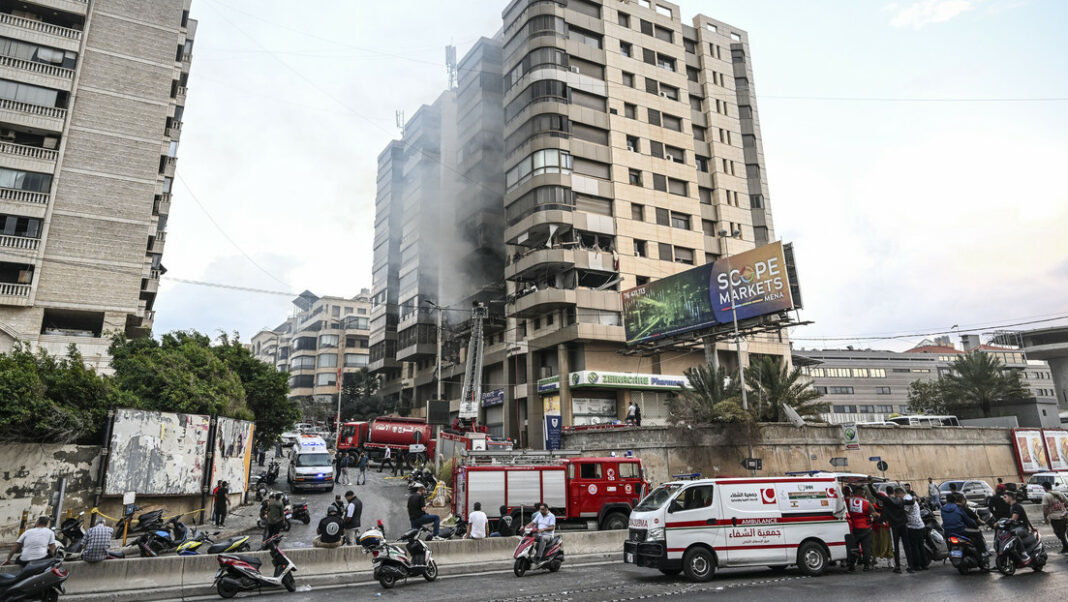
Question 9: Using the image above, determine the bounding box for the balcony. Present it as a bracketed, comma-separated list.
[166, 121, 182, 140]
[148, 231, 165, 253]
[511, 287, 576, 318]
[0, 54, 74, 87]
[0, 186, 49, 206]
[0, 281, 30, 305]
[175, 86, 187, 105]
[0, 98, 65, 131]
[28, 0, 88, 16]
[0, 13, 83, 44]
[153, 194, 171, 216]
[0, 234, 39, 251]
[161, 156, 176, 176]
[0, 141, 58, 176]
[395, 341, 435, 361]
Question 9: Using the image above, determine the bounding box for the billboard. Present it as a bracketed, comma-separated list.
[211, 417, 255, 493]
[1046, 430, 1068, 471]
[1012, 429, 1050, 474]
[105, 409, 210, 496]
[622, 241, 796, 345]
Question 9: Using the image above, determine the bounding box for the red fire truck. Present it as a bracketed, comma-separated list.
[336, 421, 370, 453]
[453, 455, 649, 531]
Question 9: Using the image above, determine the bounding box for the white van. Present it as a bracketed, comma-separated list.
[286, 435, 333, 492]
[624, 476, 849, 581]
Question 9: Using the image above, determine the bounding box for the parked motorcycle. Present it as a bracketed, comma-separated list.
[256, 495, 292, 531]
[254, 462, 280, 501]
[290, 501, 311, 526]
[213, 534, 296, 598]
[948, 531, 990, 574]
[436, 517, 468, 540]
[136, 516, 193, 557]
[920, 506, 948, 566]
[176, 532, 251, 556]
[359, 526, 438, 589]
[992, 518, 1047, 576]
[57, 513, 86, 559]
[513, 526, 563, 577]
[113, 506, 164, 539]
[0, 557, 68, 602]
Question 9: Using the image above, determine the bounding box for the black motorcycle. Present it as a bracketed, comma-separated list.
[0, 557, 68, 602]
[920, 506, 948, 566]
[254, 462, 280, 501]
[290, 502, 311, 525]
[992, 518, 1047, 576]
[948, 530, 990, 574]
[113, 506, 164, 539]
[136, 516, 193, 557]
[57, 513, 86, 559]
[256, 495, 292, 531]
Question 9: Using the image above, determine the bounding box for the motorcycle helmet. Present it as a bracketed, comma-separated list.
[358, 528, 384, 550]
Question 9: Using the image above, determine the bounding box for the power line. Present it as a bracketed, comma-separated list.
[789, 315, 1068, 342]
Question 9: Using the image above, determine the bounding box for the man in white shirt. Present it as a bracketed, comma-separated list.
[465, 502, 489, 540]
[527, 504, 556, 561]
[5, 517, 56, 566]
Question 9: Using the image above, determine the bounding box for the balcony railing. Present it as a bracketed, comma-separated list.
[0, 187, 49, 204]
[0, 234, 40, 250]
[166, 121, 182, 138]
[0, 282, 30, 298]
[0, 13, 82, 40]
[149, 268, 160, 279]
[155, 230, 166, 242]
[0, 54, 74, 79]
[0, 97, 66, 120]
[142, 309, 156, 323]
[153, 196, 170, 215]
[176, 86, 187, 97]
[0, 141, 58, 162]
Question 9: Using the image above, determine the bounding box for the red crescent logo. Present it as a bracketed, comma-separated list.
[761, 488, 776, 504]
[827, 487, 838, 498]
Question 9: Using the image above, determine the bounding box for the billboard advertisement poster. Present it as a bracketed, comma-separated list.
[481, 389, 505, 408]
[621, 241, 794, 345]
[1044, 429, 1068, 471]
[1012, 429, 1050, 474]
[544, 415, 562, 451]
[841, 423, 860, 451]
[105, 409, 210, 496]
[211, 418, 255, 493]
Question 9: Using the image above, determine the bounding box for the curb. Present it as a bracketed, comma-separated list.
[67, 551, 621, 601]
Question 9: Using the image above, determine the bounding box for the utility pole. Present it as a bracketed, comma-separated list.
[720, 228, 755, 476]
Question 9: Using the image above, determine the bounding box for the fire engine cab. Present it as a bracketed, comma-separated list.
[624, 476, 849, 581]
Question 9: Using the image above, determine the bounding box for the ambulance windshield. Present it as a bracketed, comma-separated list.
[634, 483, 682, 512]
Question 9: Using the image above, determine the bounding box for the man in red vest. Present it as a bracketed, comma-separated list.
[845, 485, 875, 572]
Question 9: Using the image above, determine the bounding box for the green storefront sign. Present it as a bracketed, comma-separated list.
[537, 370, 688, 394]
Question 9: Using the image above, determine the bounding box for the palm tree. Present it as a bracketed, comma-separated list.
[745, 356, 828, 423]
[942, 351, 1028, 417]
[670, 363, 746, 424]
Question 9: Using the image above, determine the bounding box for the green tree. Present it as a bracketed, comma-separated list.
[339, 369, 393, 421]
[670, 363, 746, 424]
[211, 333, 300, 446]
[745, 356, 828, 423]
[942, 350, 1029, 418]
[906, 379, 955, 415]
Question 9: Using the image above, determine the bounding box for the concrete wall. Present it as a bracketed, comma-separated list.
[0, 443, 99, 543]
[563, 424, 1021, 488]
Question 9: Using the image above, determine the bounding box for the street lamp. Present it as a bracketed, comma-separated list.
[718, 228, 755, 475]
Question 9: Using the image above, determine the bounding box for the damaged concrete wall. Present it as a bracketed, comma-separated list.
[104, 409, 210, 496]
[210, 418, 254, 493]
[0, 443, 99, 543]
[563, 424, 1020, 488]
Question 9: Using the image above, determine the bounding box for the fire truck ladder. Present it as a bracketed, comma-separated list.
[458, 303, 488, 419]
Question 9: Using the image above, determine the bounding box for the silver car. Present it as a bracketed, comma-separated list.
[939, 479, 995, 504]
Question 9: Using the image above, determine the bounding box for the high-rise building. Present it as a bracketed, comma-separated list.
[252, 289, 373, 402]
[371, 1, 791, 446]
[0, 0, 195, 369]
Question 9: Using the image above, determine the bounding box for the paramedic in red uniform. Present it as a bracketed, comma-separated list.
[845, 486, 875, 572]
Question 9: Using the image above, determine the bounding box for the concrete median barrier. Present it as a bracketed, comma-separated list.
[0, 530, 627, 601]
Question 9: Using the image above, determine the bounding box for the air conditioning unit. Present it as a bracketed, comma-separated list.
[659, 91, 669, 97]
[665, 154, 675, 162]
[42, 137, 58, 149]
[627, 144, 635, 151]
[570, 66, 580, 73]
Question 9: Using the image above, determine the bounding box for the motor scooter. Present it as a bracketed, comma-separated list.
[948, 531, 990, 574]
[212, 534, 296, 598]
[0, 557, 68, 602]
[359, 526, 438, 589]
[920, 506, 948, 566]
[177, 532, 251, 556]
[290, 501, 311, 525]
[112, 506, 164, 539]
[256, 495, 292, 531]
[513, 526, 563, 577]
[136, 516, 193, 557]
[254, 462, 279, 501]
[992, 518, 1047, 576]
[57, 513, 86, 559]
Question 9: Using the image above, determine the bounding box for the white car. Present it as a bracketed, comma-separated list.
[1025, 472, 1068, 503]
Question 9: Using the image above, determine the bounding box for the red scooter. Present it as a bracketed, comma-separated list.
[513, 527, 564, 577]
[212, 534, 296, 598]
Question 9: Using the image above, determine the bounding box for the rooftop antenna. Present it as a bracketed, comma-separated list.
[446, 44, 457, 89]
[395, 110, 405, 136]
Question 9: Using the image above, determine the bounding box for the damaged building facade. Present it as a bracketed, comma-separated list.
[370, 0, 790, 446]
[0, 0, 195, 368]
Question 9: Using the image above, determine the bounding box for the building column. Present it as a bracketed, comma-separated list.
[526, 350, 543, 449]
[503, 354, 516, 441]
[557, 343, 572, 428]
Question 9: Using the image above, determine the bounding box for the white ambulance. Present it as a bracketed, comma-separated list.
[624, 476, 849, 581]
[286, 435, 334, 492]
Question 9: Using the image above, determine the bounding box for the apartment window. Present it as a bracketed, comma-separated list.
[622, 72, 634, 87]
[876, 387, 892, 395]
[665, 145, 684, 163]
[683, 38, 696, 54]
[0, 168, 52, 193]
[290, 356, 314, 370]
[652, 174, 667, 192]
[668, 178, 688, 196]
[657, 242, 672, 261]
[870, 368, 887, 378]
[814, 386, 828, 395]
[829, 386, 855, 395]
[345, 353, 368, 367]
[290, 375, 314, 389]
[624, 103, 636, 118]
[620, 41, 632, 58]
[739, 105, 753, 119]
[626, 135, 639, 152]
[633, 239, 647, 257]
[662, 114, 682, 132]
[704, 253, 718, 264]
[674, 247, 694, 265]
[506, 148, 573, 190]
[656, 53, 676, 71]
[0, 79, 62, 108]
[644, 77, 658, 95]
[631, 203, 644, 220]
[731, 32, 742, 42]
[689, 95, 702, 110]
[750, 194, 764, 208]
[533, 318, 541, 330]
[639, 19, 653, 36]
[686, 66, 700, 83]
[654, 25, 673, 43]
[505, 47, 569, 90]
[699, 187, 712, 205]
[858, 405, 876, 414]
[628, 169, 643, 186]
[693, 125, 706, 142]
[834, 405, 857, 413]
[655, 207, 669, 225]
[732, 48, 745, 63]
[670, 211, 690, 229]
[618, 12, 630, 27]
[504, 79, 568, 122]
[695, 156, 709, 173]
[568, 25, 602, 49]
[642, 48, 655, 66]
[635, 276, 650, 285]
[746, 164, 761, 179]
[659, 84, 678, 101]
[647, 108, 661, 126]
[649, 140, 664, 158]
[317, 354, 338, 368]
[875, 405, 893, 413]
[702, 219, 717, 236]
[852, 368, 869, 378]
[316, 372, 337, 387]
[319, 334, 339, 348]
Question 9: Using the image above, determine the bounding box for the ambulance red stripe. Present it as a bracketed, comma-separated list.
[667, 541, 846, 553]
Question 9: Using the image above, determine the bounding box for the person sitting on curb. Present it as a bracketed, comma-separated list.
[314, 506, 345, 548]
[407, 485, 441, 539]
[490, 505, 514, 537]
[465, 502, 488, 540]
[82, 517, 114, 563]
[4, 517, 55, 567]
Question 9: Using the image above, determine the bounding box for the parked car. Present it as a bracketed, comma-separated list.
[1024, 472, 1068, 503]
[939, 480, 995, 504]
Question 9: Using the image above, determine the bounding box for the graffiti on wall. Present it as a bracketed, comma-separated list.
[211, 418, 254, 492]
[104, 409, 209, 495]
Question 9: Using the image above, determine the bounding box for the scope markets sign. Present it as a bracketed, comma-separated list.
[537, 371, 689, 393]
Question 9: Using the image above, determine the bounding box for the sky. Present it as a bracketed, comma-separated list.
[154, 0, 1068, 352]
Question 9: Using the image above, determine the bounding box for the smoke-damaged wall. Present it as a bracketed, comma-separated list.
[0, 443, 98, 543]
